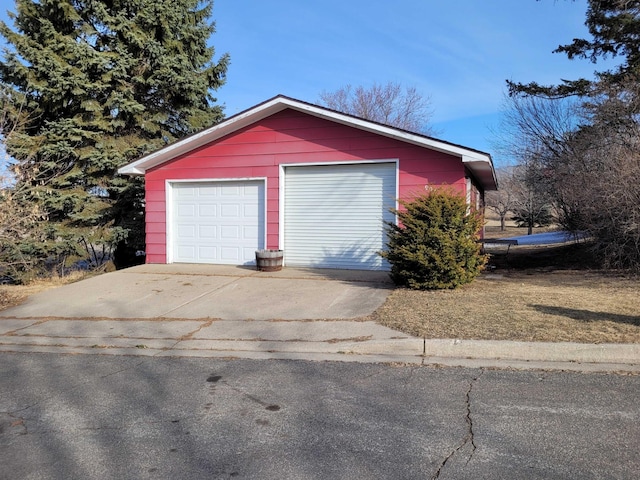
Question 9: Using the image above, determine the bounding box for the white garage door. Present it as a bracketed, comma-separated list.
[171, 181, 265, 265]
[284, 162, 396, 270]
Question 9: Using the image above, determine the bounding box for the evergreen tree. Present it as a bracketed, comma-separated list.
[508, 0, 640, 97]
[380, 189, 486, 290]
[0, 0, 229, 270]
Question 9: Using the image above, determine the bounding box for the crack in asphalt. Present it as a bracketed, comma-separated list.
[401, 363, 423, 388]
[349, 363, 396, 385]
[430, 369, 484, 480]
[97, 358, 149, 379]
[206, 374, 281, 413]
[76, 418, 185, 431]
[0, 411, 28, 435]
[0, 356, 152, 436]
[1, 404, 37, 436]
[0, 355, 188, 437]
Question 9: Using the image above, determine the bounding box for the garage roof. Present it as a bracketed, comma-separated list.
[118, 95, 497, 190]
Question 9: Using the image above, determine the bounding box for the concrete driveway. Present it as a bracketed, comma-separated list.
[0, 264, 393, 320]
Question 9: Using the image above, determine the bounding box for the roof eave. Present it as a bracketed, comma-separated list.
[118, 95, 497, 191]
[118, 97, 290, 175]
[463, 157, 498, 191]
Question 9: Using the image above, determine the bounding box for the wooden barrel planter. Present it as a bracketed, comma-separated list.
[255, 249, 284, 272]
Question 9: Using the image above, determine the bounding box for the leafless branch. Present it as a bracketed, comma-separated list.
[319, 81, 436, 135]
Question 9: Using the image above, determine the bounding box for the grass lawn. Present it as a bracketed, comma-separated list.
[371, 227, 640, 344]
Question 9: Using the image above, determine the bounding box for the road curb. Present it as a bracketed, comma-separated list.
[1, 335, 639, 373]
[417, 338, 640, 364]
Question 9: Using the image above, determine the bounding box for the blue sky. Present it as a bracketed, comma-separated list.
[208, 0, 604, 165]
[0, 1, 610, 166]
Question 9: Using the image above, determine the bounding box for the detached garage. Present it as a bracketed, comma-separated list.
[119, 95, 497, 271]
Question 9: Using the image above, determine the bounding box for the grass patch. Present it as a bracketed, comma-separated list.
[0, 271, 91, 310]
[372, 241, 640, 344]
[0, 289, 25, 310]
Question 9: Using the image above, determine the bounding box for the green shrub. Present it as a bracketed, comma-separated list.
[380, 188, 487, 289]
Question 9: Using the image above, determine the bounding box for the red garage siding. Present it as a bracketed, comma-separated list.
[144, 108, 469, 264]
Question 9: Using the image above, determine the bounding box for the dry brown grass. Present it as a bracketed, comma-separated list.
[0, 271, 90, 310]
[372, 241, 640, 344]
[373, 270, 640, 343]
[483, 223, 558, 239]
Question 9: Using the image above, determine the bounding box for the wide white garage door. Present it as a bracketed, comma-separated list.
[284, 162, 396, 270]
[171, 181, 264, 265]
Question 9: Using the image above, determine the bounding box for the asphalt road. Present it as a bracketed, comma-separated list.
[1, 353, 638, 480]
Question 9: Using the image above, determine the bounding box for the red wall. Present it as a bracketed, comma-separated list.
[145, 109, 467, 263]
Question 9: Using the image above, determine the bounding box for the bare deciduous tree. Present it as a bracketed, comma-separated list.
[495, 94, 579, 230]
[495, 93, 579, 164]
[319, 82, 436, 135]
[498, 79, 640, 269]
[0, 86, 50, 281]
[485, 168, 517, 231]
[509, 161, 555, 235]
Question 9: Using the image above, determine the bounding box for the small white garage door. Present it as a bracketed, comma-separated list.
[284, 162, 396, 270]
[170, 181, 265, 265]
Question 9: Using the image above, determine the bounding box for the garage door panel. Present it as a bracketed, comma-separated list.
[199, 225, 217, 238]
[243, 225, 259, 239]
[198, 246, 217, 261]
[171, 181, 264, 265]
[198, 205, 217, 217]
[284, 163, 395, 271]
[220, 204, 240, 217]
[177, 204, 196, 217]
[220, 246, 241, 261]
[220, 225, 240, 239]
[198, 186, 218, 196]
[177, 225, 196, 238]
[221, 185, 242, 196]
[177, 245, 196, 258]
[243, 204, 258, 216]
[175, 186, 196, 197]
